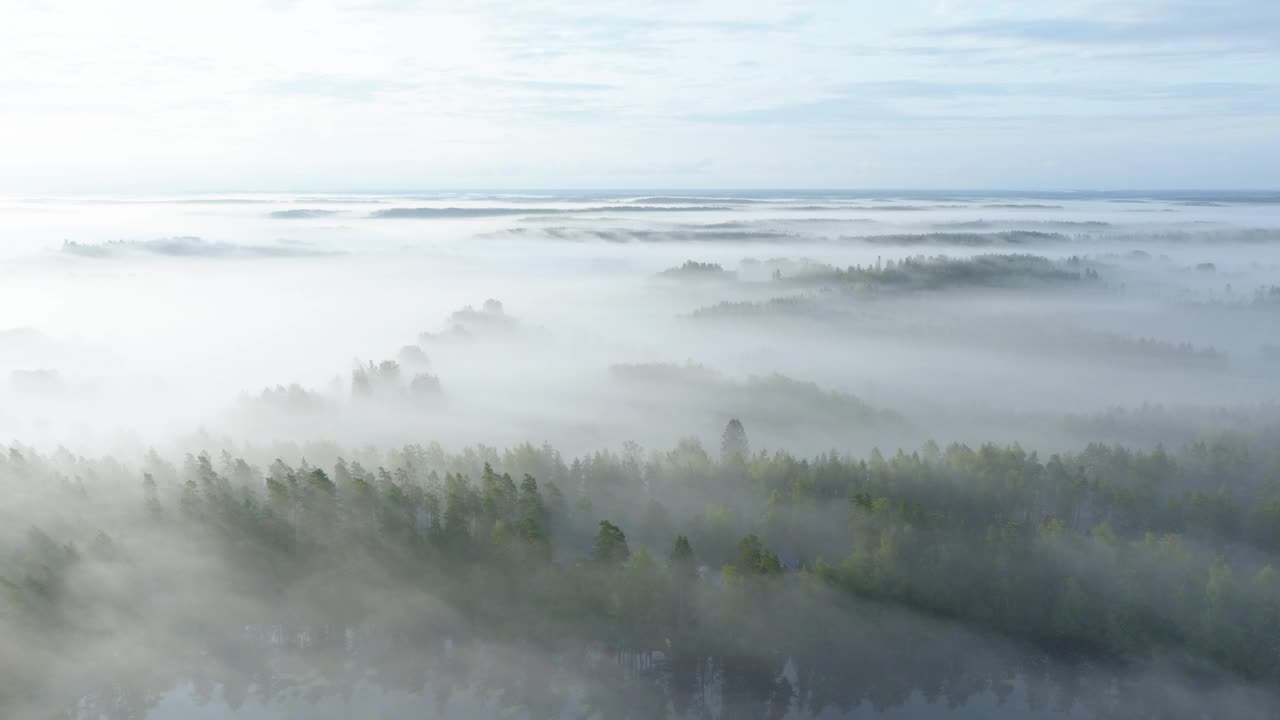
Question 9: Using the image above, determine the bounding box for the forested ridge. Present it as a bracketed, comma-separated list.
[3, 423, 1278, 719]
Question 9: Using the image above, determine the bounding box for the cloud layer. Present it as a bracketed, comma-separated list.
[0, 0, 1276, 190]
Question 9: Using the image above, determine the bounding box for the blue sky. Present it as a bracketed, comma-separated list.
[1, 0, 1277, 191]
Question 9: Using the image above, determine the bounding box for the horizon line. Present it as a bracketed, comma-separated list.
[7, 187, 1280, 197]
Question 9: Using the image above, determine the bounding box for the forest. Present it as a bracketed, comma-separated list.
[3, 417, 1279, 719]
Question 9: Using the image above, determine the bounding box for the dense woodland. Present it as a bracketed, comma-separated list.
[3, 420, 1279, 719]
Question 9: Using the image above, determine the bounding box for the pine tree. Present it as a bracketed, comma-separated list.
[592, 520, 630, 567]
[721, 418, 749, 467]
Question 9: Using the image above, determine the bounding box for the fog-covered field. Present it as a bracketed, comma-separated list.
[3, 190, 1280, 719]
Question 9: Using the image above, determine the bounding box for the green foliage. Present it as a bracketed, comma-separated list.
[592, 520, 630, 567]
[5, 430, 1280, 717]
[734, 534, 783, 576]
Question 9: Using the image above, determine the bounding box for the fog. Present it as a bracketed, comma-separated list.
[3, 192, 1278, 454]
[2, 191, 1280, 719]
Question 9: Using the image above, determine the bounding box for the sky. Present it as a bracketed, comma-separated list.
[1, 0, 1278, 192]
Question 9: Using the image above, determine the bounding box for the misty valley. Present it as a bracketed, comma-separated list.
[2, 191, 1280, 719]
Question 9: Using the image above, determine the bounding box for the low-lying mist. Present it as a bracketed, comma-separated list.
[2, 190, 1279, 719]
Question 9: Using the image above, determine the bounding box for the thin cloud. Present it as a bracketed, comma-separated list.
[928, 1, 1280, 54]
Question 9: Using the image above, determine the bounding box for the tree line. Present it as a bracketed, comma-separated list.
[1, 422, 1278, 718]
